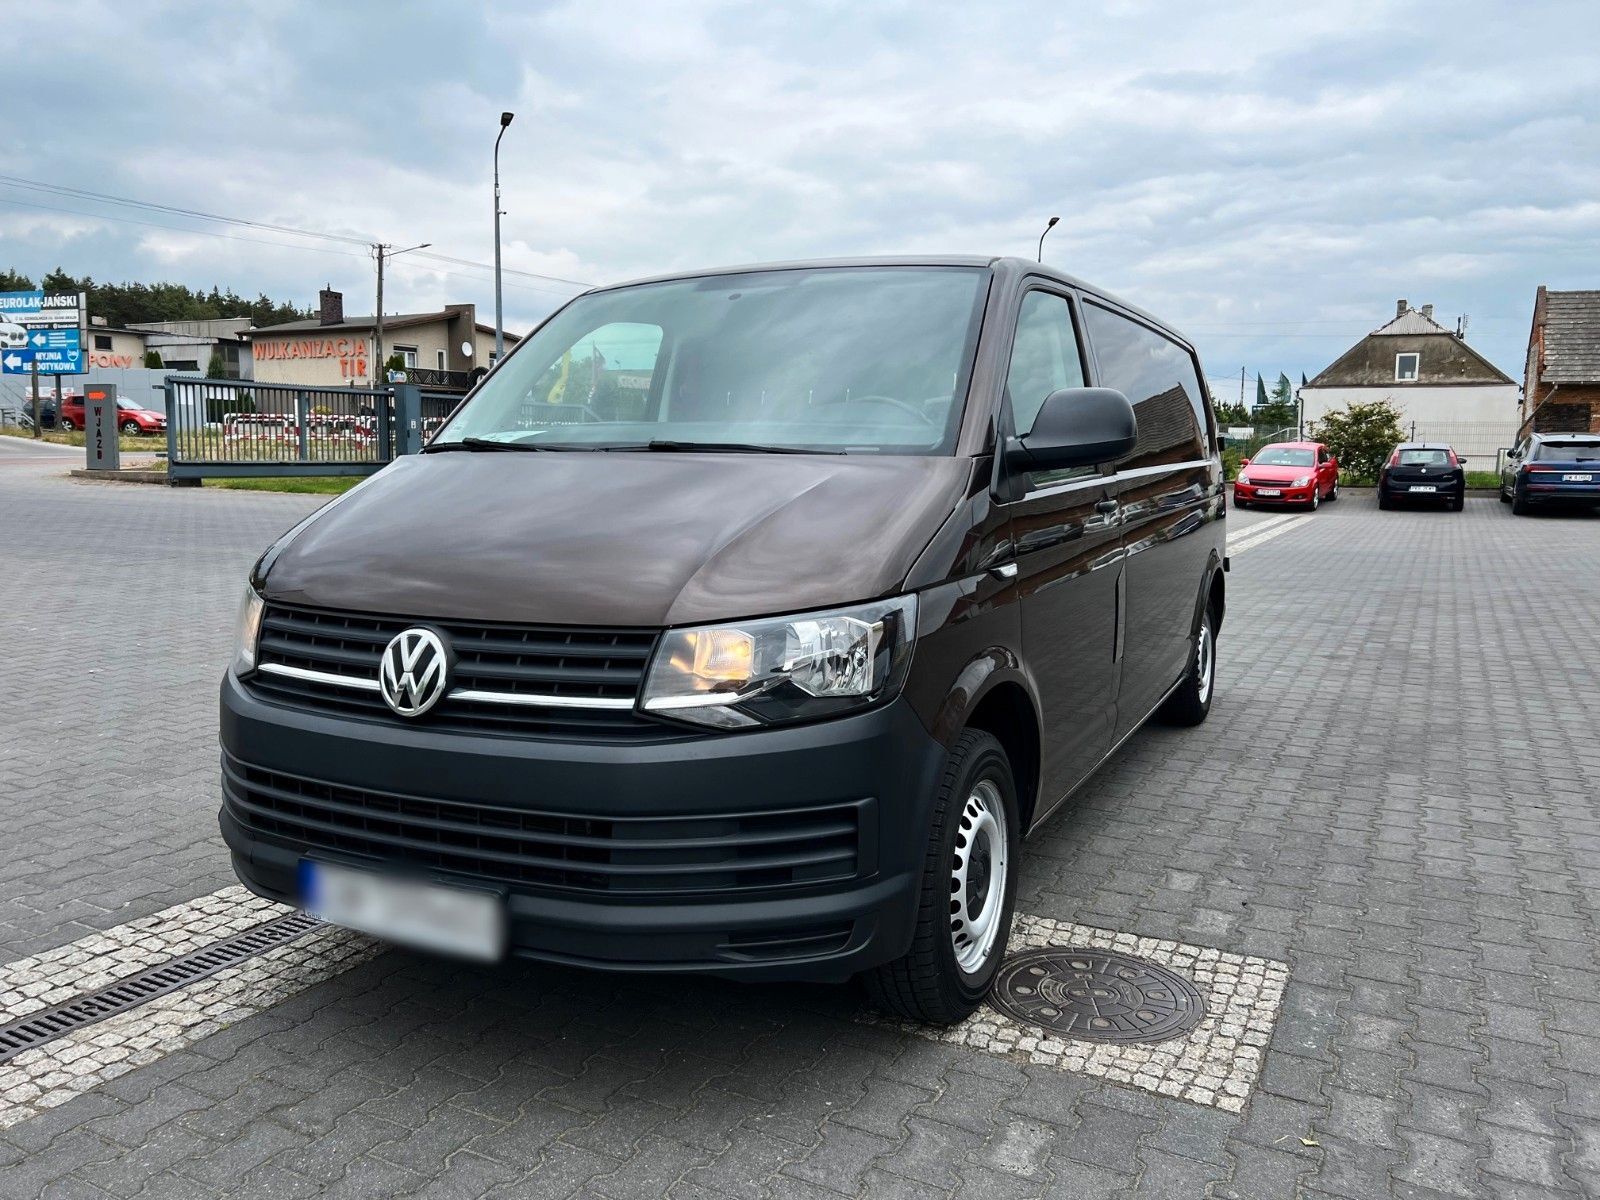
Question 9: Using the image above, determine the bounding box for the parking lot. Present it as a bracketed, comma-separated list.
[1, 442, 1597, 1199]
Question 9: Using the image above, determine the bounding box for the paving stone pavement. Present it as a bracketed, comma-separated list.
[1, 455, 1598, 1199]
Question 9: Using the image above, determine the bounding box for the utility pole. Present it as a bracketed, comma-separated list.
[371, 240, 431, 387]
[1239, 367, 1246, 411]
[29, 360, 40, 438]
[372, 244, 384, 389]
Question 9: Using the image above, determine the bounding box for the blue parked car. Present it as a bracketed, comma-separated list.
[1501, 433, 1600, 514]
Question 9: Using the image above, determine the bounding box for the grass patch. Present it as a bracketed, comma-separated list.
[1, 425, 167, 453]
[203, 476, 363, 495]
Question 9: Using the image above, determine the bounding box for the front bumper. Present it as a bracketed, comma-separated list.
[219, 671, 945, 981]
[1234, 481, 1314, 505]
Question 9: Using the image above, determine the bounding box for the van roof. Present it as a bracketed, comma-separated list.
[589, 256, 1194, 352]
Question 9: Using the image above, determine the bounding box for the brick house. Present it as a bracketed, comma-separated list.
[1521, 286, 1600, 436]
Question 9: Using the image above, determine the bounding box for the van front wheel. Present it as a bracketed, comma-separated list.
[864, 729, 1018, 1025]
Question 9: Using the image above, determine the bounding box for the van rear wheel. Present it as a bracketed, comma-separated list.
[863, 729, 1018, 1026]
[1157, 605, 1216, 727]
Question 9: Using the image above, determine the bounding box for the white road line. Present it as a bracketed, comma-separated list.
[0, 887, 381, 1129]
[1228, 514, 1310, 556]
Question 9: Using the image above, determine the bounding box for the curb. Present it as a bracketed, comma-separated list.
[69, 469, 169, 485]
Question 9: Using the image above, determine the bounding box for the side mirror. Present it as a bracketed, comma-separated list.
[1009, 388, 1137, 473]
[1239, 457, 1251, 468]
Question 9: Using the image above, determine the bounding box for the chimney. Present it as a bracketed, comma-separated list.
[1421, 303, 1434, 320]
[1396, 299, 1408, 318]
[319, 286, 344, 326]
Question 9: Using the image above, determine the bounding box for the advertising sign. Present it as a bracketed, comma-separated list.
[0, 291, 85, 375]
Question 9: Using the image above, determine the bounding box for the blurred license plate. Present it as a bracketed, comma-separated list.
[1409, 485, 1437, 493]
[1563, 473, 1593, 482]
[300, 860, 505, 961]
[1258, 488, 1282, 497]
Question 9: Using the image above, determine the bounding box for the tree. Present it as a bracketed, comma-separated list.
[0, 267, 312, 326]
[1250, 372, 1298, 432]
[0, 269, 34, 292]
[206, 351, 227, 379]
[143, 350, 164, 369]
[1309, 398, 1407, 483]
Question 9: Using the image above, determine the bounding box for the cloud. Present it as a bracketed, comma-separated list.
[0, 0, 1595, 382]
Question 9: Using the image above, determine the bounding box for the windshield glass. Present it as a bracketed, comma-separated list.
[435, 266, 989, 454]
[1251, 446, 1314, 467]
[1536, 440, 1600, 462]
[116, 399, 143, 411]
[1398, 448, 1451, 466]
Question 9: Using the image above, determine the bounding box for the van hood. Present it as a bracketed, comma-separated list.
[261, 451, 973, 628]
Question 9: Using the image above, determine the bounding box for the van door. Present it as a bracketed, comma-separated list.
[995, 287, 1121, 811]
[1080, 301, 1217, 738]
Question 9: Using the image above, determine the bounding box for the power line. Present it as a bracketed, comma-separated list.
[0, 173, 593, 294]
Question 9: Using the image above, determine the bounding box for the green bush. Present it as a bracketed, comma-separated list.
[1309, 399, 1407, 484]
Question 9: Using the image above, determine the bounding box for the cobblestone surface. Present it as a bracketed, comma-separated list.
[2, 454, 1599, 1197]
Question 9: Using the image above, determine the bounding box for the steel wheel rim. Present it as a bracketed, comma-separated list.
[1196, 618, 1215, 705]
[950, 779, 1008, 974]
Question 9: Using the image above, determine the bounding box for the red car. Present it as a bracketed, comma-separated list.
[1233, 440, 1338, 509]
[59, 395, 168, 435]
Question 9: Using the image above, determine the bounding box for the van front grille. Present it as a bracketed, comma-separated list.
[222, 756, 867, 898]
[247, 602, 683, 742]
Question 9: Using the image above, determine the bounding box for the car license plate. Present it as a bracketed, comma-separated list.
[1258, 488, 1282, 497]
[299, 860, 506, 961]
[1563, 473, 1594, 482]
[1409, 485, 1437, 493]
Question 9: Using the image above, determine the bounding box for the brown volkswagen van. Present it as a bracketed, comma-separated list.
[221, 257, 1226, 1023]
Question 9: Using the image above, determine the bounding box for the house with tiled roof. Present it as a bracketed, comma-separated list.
[1521, 286, 1600, 436]
[1299, 299, 1518, 467]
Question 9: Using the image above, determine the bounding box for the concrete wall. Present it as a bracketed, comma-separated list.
[1301, 383, 1520, 469]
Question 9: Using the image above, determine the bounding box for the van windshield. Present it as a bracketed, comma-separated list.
[434, 266, 989, 455]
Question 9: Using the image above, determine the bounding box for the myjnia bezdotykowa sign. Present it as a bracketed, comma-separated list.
[0, 291, 85, 375]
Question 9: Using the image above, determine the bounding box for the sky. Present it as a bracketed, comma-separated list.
[3, 0, 1597, 394]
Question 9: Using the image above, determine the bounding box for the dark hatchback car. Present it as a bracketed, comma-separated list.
[220, 257, 1227, 1023]
[1378, 443, 1466, 511]
[1500, 433, 1600, 514]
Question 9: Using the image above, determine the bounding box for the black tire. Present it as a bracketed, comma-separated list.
[1511, 483, 1531, 516]
[59, 418, 76, 432]
[1158, 603, 1217, 727]
[1499, 483, 1511, 504]
[1378, 488, 1392, 510]
[1328, 480, 1339, 501]
[1450, 492, 1464, 512]
[120, 420, 140, 435]
[1233, 498, 1247, 509]
[863, 729, 1019, 1025]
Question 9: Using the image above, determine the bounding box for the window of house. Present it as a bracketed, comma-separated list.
[392, 345, 418, 368]
[93, 334, 112, 350]
[1395, 353, 1420, 382]
[436, 349, 446, 371]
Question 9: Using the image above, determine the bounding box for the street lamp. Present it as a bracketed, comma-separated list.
[372, 240, 431, 384]
[1037, 216, 1060, 263]
[494, 111, 515, 364]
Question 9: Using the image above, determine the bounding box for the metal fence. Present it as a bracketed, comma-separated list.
[163, 377, 456, 483]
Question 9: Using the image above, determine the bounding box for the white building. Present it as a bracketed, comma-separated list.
[1300, 300, 1519, 468]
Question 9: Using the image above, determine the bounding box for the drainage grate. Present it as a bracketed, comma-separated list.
[988, 947, 1206, 1044]
[0, 911, 322, 1066]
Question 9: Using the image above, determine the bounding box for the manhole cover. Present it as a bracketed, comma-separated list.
[988, 948, 1205, 1044]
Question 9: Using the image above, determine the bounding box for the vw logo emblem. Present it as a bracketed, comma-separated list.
[379, 628, 451, 717]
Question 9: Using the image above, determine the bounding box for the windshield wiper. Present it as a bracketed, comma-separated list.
[617, 440, 843, 455]
[426, 438, 591, 452]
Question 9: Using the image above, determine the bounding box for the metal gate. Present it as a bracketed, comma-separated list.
[163, 377, 460, 484]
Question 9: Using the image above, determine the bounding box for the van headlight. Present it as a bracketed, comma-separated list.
[641, 596, 917, 729]
[232, 586, 265, 675]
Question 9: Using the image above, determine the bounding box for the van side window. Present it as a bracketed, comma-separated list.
[1083, 303, 1210, 468]
[525, 322, 664, 425]
[1003, 292, 1085, 439]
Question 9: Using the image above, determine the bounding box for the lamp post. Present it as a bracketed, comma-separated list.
[1037, 216, 1060, 263]
[494, 111, 514, 365]
[372, 241, 431, 385]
